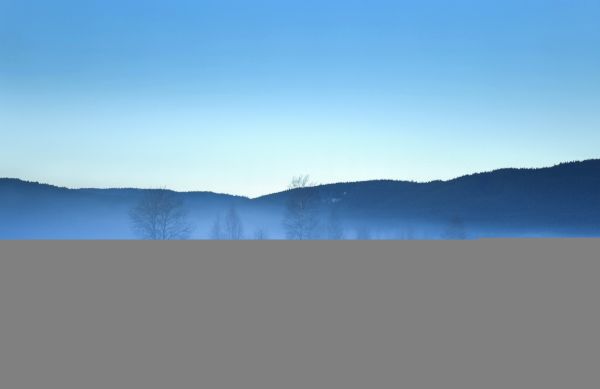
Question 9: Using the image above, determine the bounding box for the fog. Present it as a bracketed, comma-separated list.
[2, 160, 599, 240]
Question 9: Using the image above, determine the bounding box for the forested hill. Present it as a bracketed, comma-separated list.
[259, 159, 600, 229]
[1, 159, 599, 239]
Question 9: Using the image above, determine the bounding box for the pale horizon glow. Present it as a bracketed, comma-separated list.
[1, 0, 599, 197]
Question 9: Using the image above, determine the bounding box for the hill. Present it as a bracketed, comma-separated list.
[1, 160, 599, 239]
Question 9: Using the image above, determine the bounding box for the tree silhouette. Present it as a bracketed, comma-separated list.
[210, 215, 223, 240]
[442, 216, 467, 240]
[129, 189, 192, 240]
[283, 175, 320, 240]
[223, 205, 244, 240]
[253, 228, 268, 240]
[326, 207, 344, 240]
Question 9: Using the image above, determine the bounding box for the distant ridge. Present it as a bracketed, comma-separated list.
[3, 159, 599, 197]
[1, 159, 599, 239]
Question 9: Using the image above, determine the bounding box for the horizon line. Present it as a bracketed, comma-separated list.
[2, 158, 598, 200]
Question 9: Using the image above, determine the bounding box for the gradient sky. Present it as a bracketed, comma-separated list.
[1, 0, 599, 197]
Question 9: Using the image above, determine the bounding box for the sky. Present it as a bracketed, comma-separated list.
[1, 0, 599, 197]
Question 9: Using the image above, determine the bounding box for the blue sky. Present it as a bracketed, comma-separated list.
[1, 0, 599, 197]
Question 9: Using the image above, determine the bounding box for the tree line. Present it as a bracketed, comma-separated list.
[129, 175, 467, 240]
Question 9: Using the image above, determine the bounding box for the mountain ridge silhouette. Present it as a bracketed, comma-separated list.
[1, 159, 599, 239]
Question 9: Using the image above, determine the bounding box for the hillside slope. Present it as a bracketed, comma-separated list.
[1, 160, 599, 238]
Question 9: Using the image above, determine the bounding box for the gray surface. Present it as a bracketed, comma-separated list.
[1, 240, 599, 388]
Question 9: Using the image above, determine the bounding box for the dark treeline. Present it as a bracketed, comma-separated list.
[1, 160, 600, 239]
[126, 175, 472, 240]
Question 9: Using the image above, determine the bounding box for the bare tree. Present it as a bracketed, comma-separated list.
[210, 215, 223, 240]
[326, 207, 344, 240]
[129, 189, 192, 240]
[283, 175, 320, 240]
[223, 205, 244, 240]
[442, 215, 467, 240]
[253, 228, 268, 240]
